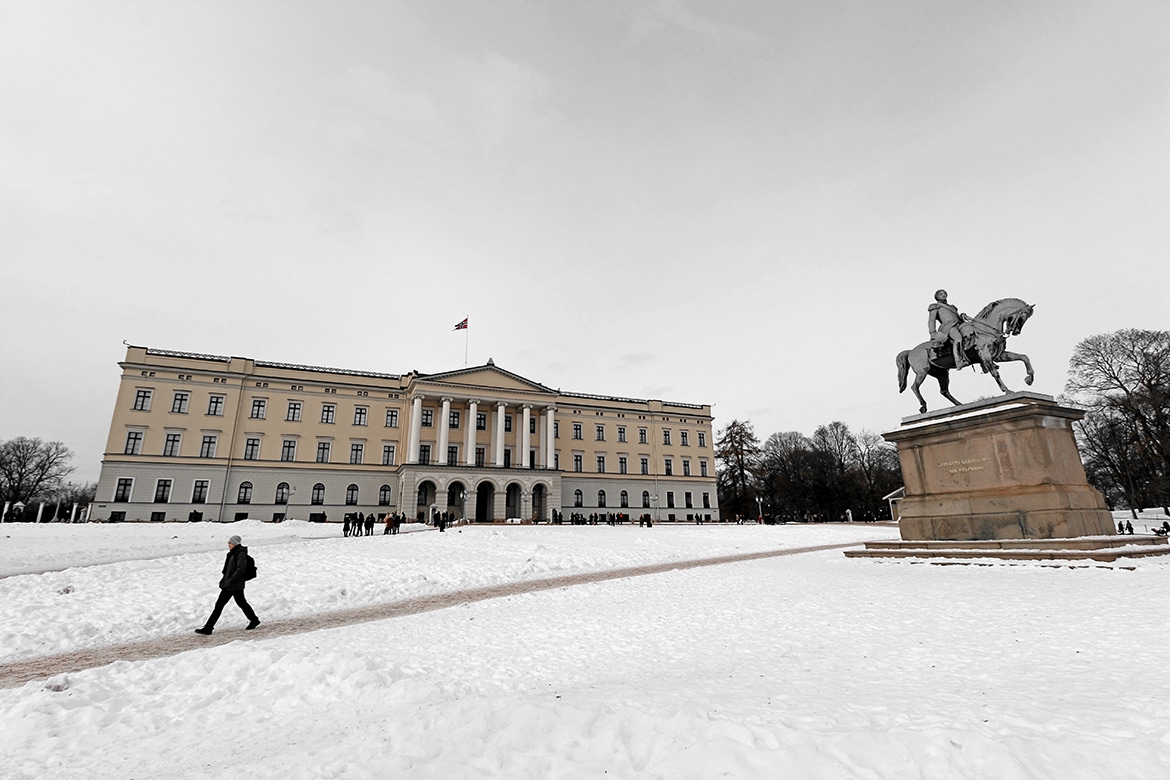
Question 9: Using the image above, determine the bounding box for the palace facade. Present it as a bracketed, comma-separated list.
[92, 346, 720, 524]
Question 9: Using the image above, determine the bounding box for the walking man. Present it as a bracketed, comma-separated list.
[195, 534, 259, 635]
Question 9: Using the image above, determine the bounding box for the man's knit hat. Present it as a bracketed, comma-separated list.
[228, 535, 242, 545]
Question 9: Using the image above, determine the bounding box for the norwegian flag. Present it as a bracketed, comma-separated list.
[453, 317, 468, 331]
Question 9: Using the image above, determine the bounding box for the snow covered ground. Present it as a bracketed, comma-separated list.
[2, 517, 1169, 779]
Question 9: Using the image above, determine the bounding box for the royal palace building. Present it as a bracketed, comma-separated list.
[92, 346, 720, 524]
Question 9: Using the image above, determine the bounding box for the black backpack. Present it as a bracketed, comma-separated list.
[244, 553, 257, 581]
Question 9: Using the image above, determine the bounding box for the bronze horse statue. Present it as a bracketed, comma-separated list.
[897, 298, 1035, 414]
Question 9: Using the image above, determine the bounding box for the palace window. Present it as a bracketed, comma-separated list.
[311, 483, 325, 505]
[124, 431, 143, 455]
[419, 444, 431, 465]
[619, 456, 627, 474]
[703, 492, 711, 509]
[243, 437, 260, 460]
[574, 489, 583, 507]
[251, 399, 266, 419]
[573, 454, 583, 473]
[596, 455, 606, 473]
[207, 395, 225, 416]
[321, 404, 335, 424]
[199, 435, 217, 458]
[664, 458, 673, 476]
[598, 490, 607, 508]
[698, 432, 707, 448]
[505, 415, 513, 433]
[154, 479, 172, 503]
[163, 433, 181, 457]
[666, 491, 675, 509]
[638, 428, 648, 444]
[700, 460, 708, 477]
[382, 445, 395, 466]
[386, 409, 399, 428]
[476, 413, 487, 431]
[685, 491, 693, 509]
[617, 426, 627, 443]
[640, 457, 649, 475]
[642, 490, 651, 508]
[681, 431, 689, 446]
[354, 407, 368, 426]
[192, 480, 209, 504]
[345, 484, 359, 505]
[421, 409, 433, 427]
[572, 423, 582, 440]
[683, 460, 691, 477]
[620, 490, 629, 508]
[379, 485, 392, 506]
[275, 483, 290, 504]
[286, 401, 302, 422]
[350, 443, 364, 464]
[238, 482, 253, 504]
[595, 424, 605, 441]
[450, 410, 460, 429]
[132, 389, 152, 411]
[475, 447, 486, 467]
[530, 417, 537, 434]
[662, 430, 671, 445]
[316, 442, 331, 463]
[281, 440, 297, 462]
[171, 392, 189, 414]
[448, 446, 458, 466]
[114, 478, 133, 502]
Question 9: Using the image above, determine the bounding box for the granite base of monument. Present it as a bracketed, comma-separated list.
[845, 392, 1169, 562]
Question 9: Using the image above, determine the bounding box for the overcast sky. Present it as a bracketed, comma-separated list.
[2, 0, 1168, 485]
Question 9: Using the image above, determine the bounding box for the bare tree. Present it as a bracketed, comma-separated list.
[1064, 329, 1170, 514]
[0, 437, 76, 505]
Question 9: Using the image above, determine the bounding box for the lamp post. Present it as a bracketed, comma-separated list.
[650, 494, 659, 523]
[755, 496, 763, 524]
[522, 490, 530, 523]
[284, 486, 296, 523]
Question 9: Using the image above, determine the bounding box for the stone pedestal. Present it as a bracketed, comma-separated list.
[883, 392, 1114, 542]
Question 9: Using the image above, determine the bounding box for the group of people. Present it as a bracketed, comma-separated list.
[343, 512, 376, 537]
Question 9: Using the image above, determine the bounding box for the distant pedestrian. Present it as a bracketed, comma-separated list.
[1126, 520, 1135, 535]
[343, 515, 352, 537]
[195, 535, 259, 635]
[1118, 520, 1125, 534]
[364, 513, 374, 536]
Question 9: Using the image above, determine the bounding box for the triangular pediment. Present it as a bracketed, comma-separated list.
[411, 364, 555, 396]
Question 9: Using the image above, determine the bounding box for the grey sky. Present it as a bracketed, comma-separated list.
[2, 0, 1167, 484]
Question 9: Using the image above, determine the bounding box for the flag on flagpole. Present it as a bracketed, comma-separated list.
[453, 317, 468, 331]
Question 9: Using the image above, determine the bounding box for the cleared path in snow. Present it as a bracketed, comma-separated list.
[0, 541, 864, 689]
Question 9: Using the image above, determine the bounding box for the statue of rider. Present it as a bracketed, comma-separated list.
[928, 289, 969, 369]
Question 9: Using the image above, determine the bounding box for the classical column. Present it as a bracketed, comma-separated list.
[545, 406, 556, 468]
[437, 397, 452, 466]
[465, 399, 479, 465]
[494, 401, 507, 467]
[520, 404, 532, 469]
[408, 395, 424, 463]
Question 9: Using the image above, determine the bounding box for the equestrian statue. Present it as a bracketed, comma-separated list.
[897, 290, 1035, 414]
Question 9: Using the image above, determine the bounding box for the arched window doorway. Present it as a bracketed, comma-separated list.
[506, 483, 521, 519]
[475, 482, 495, 523]
[598, 490, 606, 508]
[311, 483, 325, 505]
[447, 482, 467, 519]
[237, 482, 253, 504]
[620, 490, 628, 508]
[417, 481, 436, 521]
[532, 484, 547, 521]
